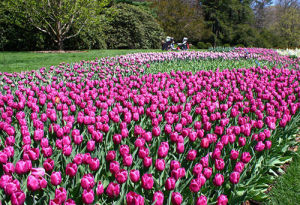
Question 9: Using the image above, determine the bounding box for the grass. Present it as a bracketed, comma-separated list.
[266, 148, 300, 205]
[0, 49, 159, 73]
[0, 49, 287, 73]
[147, 58, 275, 74]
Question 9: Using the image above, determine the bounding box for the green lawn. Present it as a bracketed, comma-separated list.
[0, 49, 159, 73]
[266, 148, 300, 205]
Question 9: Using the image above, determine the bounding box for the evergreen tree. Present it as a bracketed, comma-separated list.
[200, 0, 256, 47]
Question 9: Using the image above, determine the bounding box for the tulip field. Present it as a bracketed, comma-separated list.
[0, 48, 299, 205]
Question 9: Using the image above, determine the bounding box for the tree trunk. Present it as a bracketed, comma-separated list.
[58, 38, 64, 51]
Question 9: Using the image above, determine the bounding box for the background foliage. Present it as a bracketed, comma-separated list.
[0, 0, 300, 50]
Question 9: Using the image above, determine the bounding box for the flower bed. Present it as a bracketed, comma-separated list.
[0, 49, 299, 204]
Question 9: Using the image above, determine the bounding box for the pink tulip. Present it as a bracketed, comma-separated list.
[141, 173, 153, 190]
[82, 189, 94, 204]
[217, 194, 228, 205]
[11, 191, 26, 205]
[165, 177, 176, 190]
[81, 174, 95, 189]
[213, 173, 224, 186]
[187, 149, 197, 161]
[106, 150, 116, 162]
[115, 169, 128, 184]
[126, 191, 144, 205]
[189, 178, 201, 193]
[196, 195, 207, 205]
[155, 158, 165, 171]
[51, 172, 62, 186]
[229, 172, 240, 184]
[129, 169, 140, 183]
[66, 163, 77, 177]
[152, 191, 164, 205]
[96, 181, 104, 195]
[171, 192, 182, 205]
[106, 182, 120, 198]
[55, 187, 67, 204]
[89, 158, 100, 171]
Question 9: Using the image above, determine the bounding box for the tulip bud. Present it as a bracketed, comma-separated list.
[106, 151, 116, 162]
[241, 152, 251, 163]
[176, 142, 184, 154]
[193, 163, 203, 176]
[55, 187, 67, 204]
[203, 167, 212, 179]
[165, 177, 176, 191]
[155, 159, 165, 171]
[11, 191, 26, 205]
[96, 181, 104, 195]
[81, 174, 95, 189]
[73, 154, 83, 165]
[109, 161, 120, 175]
[238, 137, 246, 147]
[230, 150, 239, 160]
[106, 182, 120, 198]
[123, 154, 133, 167]
[153, 191, 164, 205]
[143, 156, 152, 168]
[265, 140, 272, 150]
[120, 145, 130, 157]
[66, 163, 77, 177]
[234, 162, 245, 173]
[82, 189, 94, 204]
[65, 199, 76, 205]
[86, 140, 95, 152]
[170, 160, 181, 170]
[134, 137, 145, 148]
[196, 195, 207, 205]
[201, 138, 209, 148]
[229, 172, 240, 184]
[130, 169, 140, 183]
[171, 192, 182, 205]
[213, 173, 224, 186]
[138, 147, 149, 159]
[189, 179, 201, 193]
[141, 173, 153, 190]
[255, 141, 265, 152]
[126, 191, 144, 205]
[3, 162, 15, 175]
[217, 194, 228, 205]
[215, 158, 225, 171]
[89, 158, 100, 171]
[187, 149, 197, 161]
[115, 169, 128, 184]
[51, 172, 62, 186]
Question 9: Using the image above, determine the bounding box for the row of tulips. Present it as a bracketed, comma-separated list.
[0, 49, 299, 204]
[0, 48, 299, 87]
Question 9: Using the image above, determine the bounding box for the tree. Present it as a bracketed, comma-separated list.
[151, 0, 207, 44]
[200, 0, 256, 47]
[262, 0, 300, 47]
[3, 0, 110, 50]
[252, 0, 273, 29]
[276, 0, 300, 9]
[274, 6, 300, 47]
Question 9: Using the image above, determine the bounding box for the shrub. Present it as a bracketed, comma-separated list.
[197, 42, 208, 49]
[102, 3, 164, 49]
[206, 42, 212, 49]
[235, 44, 245, 48]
